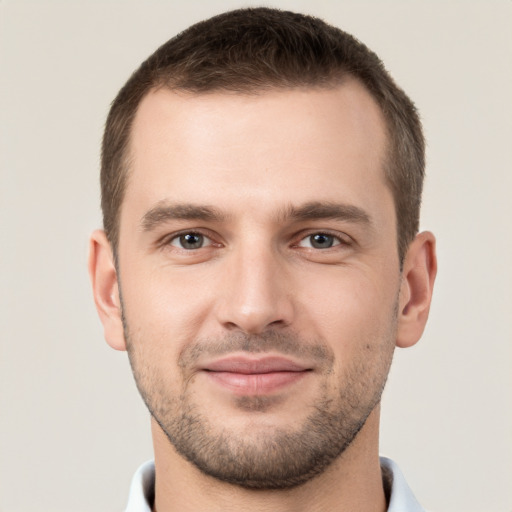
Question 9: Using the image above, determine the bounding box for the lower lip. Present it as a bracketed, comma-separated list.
[205, 371, 309, 395]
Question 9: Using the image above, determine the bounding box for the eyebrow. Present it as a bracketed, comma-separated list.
[279, 201, 372, 226]
[141, 202, 227, 231]
[140, 200, 372, 232]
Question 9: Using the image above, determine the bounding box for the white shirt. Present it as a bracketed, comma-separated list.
[125, 457, 425, 511]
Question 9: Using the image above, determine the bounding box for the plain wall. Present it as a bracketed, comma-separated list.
[1, 1, 511, 511]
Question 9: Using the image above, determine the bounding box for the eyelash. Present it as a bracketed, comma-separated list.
[295, 231, 350, 250]
[160, 230, 217, 251]
[160, 229, 352, 252]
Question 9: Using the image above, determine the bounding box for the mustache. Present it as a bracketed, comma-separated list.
[178, 330, 335, 370]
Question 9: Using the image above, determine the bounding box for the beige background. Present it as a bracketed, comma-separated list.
[1, 1, 511, 511]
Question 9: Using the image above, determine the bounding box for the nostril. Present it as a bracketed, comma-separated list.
[224, 321, 241, 331]
[268, 319, 287, 328]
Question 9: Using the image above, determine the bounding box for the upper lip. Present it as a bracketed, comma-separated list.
[203, 356, 310, 374]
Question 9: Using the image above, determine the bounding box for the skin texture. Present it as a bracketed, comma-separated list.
[90, 80, 437, 511]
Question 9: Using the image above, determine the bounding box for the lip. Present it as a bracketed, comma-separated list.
[202, 356, 311, 395]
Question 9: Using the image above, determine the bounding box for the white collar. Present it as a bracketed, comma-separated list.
[380, 456, 425, 511]
[125, 457, 425, 511]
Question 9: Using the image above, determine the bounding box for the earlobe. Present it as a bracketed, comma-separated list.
[88, 230, 127, 351]
[396, 231, 437, 348]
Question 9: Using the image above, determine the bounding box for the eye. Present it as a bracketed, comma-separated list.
[169, 232, 211, 250]
[298, 233, 341, 249]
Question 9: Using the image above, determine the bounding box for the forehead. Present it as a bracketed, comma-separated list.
[123, 82, 390, 228]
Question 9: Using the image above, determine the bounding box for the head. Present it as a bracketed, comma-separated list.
[101, 7, 424, 265]
[90, 7, 436, 491]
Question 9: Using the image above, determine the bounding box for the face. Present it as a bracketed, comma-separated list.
[117, 82, 401, 488]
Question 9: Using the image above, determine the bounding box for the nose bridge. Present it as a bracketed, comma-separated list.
[217, 236, 292, 334]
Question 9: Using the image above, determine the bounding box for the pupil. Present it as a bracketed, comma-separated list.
[181, 233, 203, 249]
[311, 234, 333, 248]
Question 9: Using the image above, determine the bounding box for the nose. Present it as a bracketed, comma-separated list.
[215, 244, 294, 335]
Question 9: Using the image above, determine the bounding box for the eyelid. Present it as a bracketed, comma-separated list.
[170, 233, 212, 249]
[156, 227, 354, 252]
[294, 229, 353, 248]
[159, 228, 220, 250]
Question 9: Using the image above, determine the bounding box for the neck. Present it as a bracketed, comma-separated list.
[151, 407, 387, 512]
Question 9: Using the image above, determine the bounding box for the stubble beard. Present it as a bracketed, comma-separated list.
[123, 320, 397, 490]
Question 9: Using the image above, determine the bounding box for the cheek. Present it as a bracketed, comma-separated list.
[304, 273, 398, 400]
[298, 268, 399, 355]
[120, 265, 214, 357]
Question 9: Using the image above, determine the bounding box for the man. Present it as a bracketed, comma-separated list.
[89, 7, 436, 511]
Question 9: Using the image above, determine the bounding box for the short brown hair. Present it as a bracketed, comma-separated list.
[101, 7, 424, 263]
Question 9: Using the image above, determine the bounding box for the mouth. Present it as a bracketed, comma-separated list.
[201, 356, 312, 395]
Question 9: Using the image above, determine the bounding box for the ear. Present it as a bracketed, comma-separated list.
[396, 231, 437, 348]
[88, 230, 127, 351]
